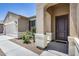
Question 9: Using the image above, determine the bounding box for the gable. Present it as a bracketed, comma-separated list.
[4, 12, 19, 24]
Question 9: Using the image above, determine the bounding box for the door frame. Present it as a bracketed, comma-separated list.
[55, 14, 69, 42]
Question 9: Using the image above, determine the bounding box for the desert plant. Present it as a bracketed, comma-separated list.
[23, 35, 31, 43]
[21, 31, 34, 44]
[26, 31, 33, 39]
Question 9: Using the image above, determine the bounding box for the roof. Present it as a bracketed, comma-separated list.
[28, 16, 36, 21]
[28, 16, 36, 19]
[3, 11, 29, 22]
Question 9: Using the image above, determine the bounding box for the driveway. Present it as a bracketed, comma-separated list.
[0, 35, 15, 41]
[0, 35, 38, 56]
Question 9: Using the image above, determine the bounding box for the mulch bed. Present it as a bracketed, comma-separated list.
[10, 39, 43, 55]
[0, 49, 6, 56]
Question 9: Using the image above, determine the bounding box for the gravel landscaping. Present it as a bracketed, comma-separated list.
[10, 39, 43, 55]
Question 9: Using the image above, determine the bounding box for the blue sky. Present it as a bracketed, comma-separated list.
[0, 3, 36, 21]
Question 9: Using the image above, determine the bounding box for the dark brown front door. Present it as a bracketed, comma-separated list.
[56, 15, 69, 41]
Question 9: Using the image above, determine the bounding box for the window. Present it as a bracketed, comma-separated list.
[29, 20, 36, 30]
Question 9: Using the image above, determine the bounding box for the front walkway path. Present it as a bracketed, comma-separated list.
[0, 35, 38, 56]
[0, 35, 68, 56]
[40, 50, 68, 56]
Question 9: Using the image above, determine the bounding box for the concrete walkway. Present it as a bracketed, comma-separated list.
[40, 50, 68, 56]
[0, 35, 15, 41]
[0, 35, 68, 56]
[0, 35, 38, 56]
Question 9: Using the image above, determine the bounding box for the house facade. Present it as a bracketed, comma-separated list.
[35, 3, 79, 56]
[3, 12, 36, 38]
[3, 12, 29, 38]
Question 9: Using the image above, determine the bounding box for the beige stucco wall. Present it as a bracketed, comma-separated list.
[68, 4, 79, 56]
[77, 4, 79, 38]
[70, 4, 77, 37]
[18, 17, 29, 38]
[36, 3, 45, 34]
[18, 17, 29, 32]
[44, 12, 51, 32]
[36, 3, 57, 34]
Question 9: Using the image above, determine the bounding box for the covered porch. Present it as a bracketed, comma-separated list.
[35, 3, 79, 56]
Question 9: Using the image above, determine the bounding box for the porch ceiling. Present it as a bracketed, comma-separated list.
[46, 3, 69, 15]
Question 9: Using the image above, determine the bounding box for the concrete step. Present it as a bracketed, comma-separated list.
[40, 50, 68, 56]
[48, 50, 68, 56]
[40, 51, 57, 56]
[55, 40, 68, 44]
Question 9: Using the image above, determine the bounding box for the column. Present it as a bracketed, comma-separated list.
[35, 4, 47, 49]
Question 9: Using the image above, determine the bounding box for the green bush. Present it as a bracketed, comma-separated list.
[23, 35, 31, 43]
[21, 31, 34, 44]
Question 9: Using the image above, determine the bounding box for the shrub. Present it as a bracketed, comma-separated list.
[21, 31, 34, 44]
[23, 35, 31, 43]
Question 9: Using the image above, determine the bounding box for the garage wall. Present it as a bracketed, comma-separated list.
[4, 13, 19, 38]
[4, 21, 18, 37]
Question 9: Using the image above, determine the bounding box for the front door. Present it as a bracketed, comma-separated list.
[56, 15, 69, 41]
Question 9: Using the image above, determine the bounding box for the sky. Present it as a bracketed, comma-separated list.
[0, 3, 36, 21]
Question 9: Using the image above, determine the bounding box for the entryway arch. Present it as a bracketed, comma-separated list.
[44, 3, 70, 42]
